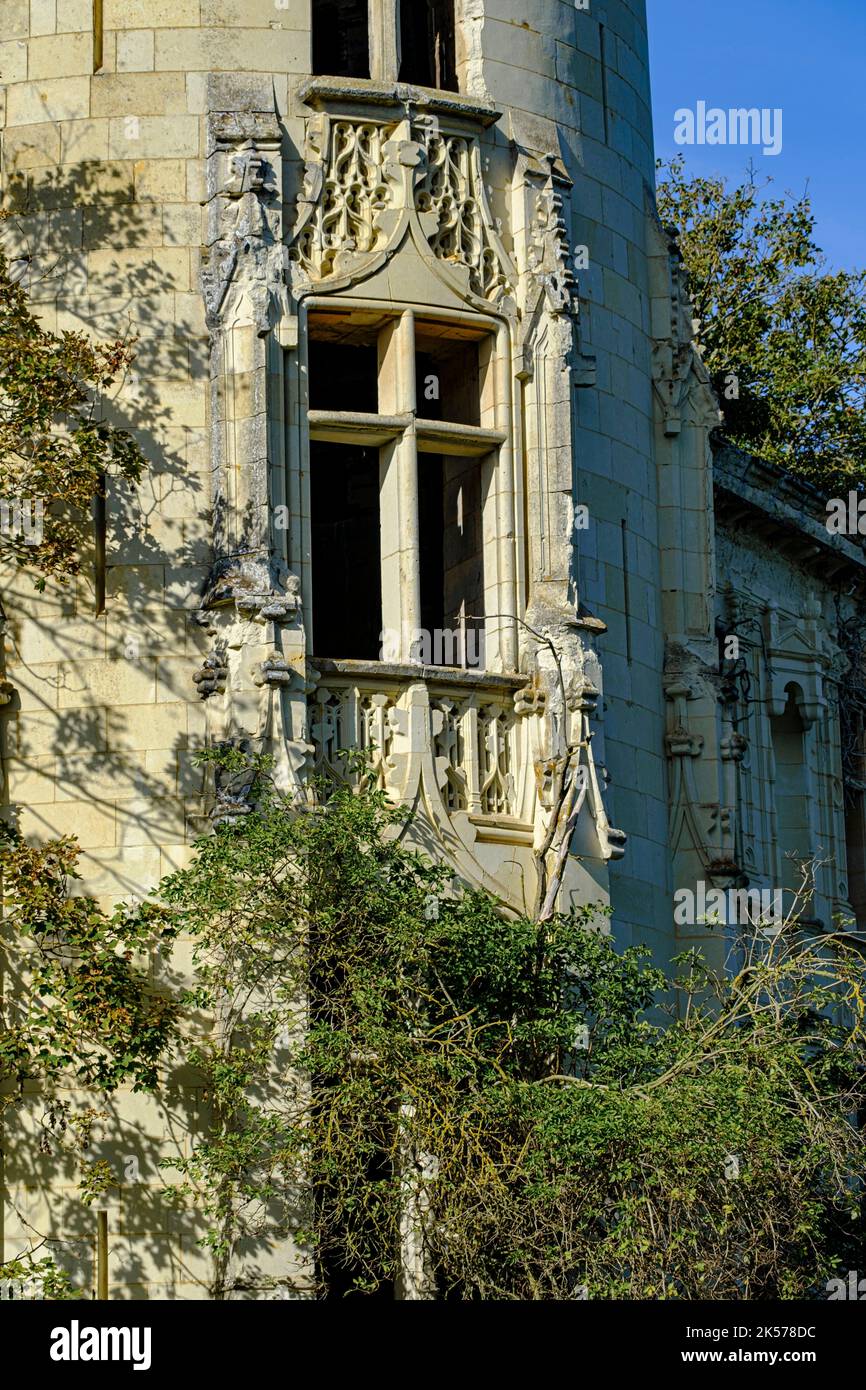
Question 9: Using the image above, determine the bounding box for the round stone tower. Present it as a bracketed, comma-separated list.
[1, 0, 684, 1297]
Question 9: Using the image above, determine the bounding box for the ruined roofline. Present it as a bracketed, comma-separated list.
[712, 442, 866, 584]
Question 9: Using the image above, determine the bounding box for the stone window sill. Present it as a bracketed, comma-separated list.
[298, 76, 500, 128]
[309, 657, 524, 688]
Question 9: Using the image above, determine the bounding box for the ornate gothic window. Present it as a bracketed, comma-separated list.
[305, 305, 506, 669]
[310, 0, 459, 92]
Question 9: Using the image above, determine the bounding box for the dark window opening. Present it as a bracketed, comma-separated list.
[311, 441, 381, 659]
[309, 340, 379, 413]
[415, 328, 480, 427]
[312, 0, 370, 79]
[399, 0, 458, 92]
[316, 1127, 395, 1299]
[418, 455, 484, 668]
[771, 688, 810, 899]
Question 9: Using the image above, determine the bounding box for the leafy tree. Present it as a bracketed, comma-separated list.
[657, 156, 866, 489]
[0, 226, 145, 584]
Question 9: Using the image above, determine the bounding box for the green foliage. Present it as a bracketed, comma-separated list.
[153, 762, 866, 1300]
[0, 1253, 80, 1301]
[657, 157, 866, 489]
[0, 825, 179, 1099]
[5, 760, 866, 1299]
[0, 227, 145, 582]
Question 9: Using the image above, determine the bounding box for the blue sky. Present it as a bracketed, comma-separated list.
[647, 0, 865, 272]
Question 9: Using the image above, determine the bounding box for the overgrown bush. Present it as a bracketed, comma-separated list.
[2, 762, 865, 1299]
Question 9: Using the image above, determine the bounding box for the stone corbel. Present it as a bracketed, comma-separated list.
[521, 612, 625, 866]
[195, 569, 306, 812]
[652, 341, 693, 436]
[579, 679, 627, 863]
[192, 650, 229, 700]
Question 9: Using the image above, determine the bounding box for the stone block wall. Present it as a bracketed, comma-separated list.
[0, 0, 676, 1295]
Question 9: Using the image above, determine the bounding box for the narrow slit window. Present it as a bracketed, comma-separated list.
[399, 0, 458, 92]
[312, 0, 371, 79]
[92, 0, 104, 73]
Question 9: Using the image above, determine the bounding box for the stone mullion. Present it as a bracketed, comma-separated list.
[478, 324, 518, 673]
[378, 311, 420, 660]
[463, 701, 482, 814]
[493, 324, 518, 670]
[370, 0, 400, 82]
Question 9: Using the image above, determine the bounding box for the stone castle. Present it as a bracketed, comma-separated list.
[1, 0, 864, 1297]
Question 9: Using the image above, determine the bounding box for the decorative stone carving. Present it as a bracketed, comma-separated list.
[192, 651, 228, 700]
[203, 120, 286, 336]
[291, 114, 396, 283]
[197, 85, 310, 812]
[651, 225, 720, 436]
[306, 669, 541, 908]
[414, 118, 513, 303]
[521, 607, 626, 870]
[664, 650, 740, 879]
[526, 154, 576, 316]
[763, 600, 826, 725]
[289, 106, 516, 309]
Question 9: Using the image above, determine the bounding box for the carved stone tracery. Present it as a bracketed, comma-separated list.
[292, 114, 397, 281]
[289, 104, 516, 306]
[414, 120, 512, 301]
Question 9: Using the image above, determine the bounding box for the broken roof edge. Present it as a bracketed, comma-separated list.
[712, 441, 866, 582]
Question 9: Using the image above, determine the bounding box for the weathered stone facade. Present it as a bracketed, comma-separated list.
[1, 0, 863, 1298]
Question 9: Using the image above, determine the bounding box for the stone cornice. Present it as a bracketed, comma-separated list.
[713, 444, 866, 585]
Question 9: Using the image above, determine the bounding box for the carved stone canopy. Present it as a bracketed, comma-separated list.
[287, 89, 517, 314]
